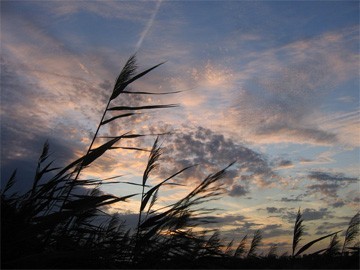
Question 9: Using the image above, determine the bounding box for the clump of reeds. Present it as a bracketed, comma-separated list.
[1, 55, 359, 269]
[1, 55, 235, 269]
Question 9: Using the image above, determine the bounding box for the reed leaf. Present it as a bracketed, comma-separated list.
[295, 230, 342, 257]
[82, 136, 122, 167]
[124, 61, 165, 85]
[97, 194, 138, 207]
[108, 104, 178, 111]
[122, 90, 182, 95]
[63, 195, 118, 210]
[1, 169, 17, 195]
[140, 185, 161, 213]
[100, 113, 137, 125]
[111, 146, 151, 152]
[140, 209, 172, 229]
[99, 133, 170, 139]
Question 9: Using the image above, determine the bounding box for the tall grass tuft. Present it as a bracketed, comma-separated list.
[234, 234, 247, 258]
[247, 230, 262, 258]
[292, 208, 304, 257]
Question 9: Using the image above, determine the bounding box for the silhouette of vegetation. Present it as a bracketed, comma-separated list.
[1, 56, 359, 269]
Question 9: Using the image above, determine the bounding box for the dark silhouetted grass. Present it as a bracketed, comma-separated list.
[1, 56, 359, 269]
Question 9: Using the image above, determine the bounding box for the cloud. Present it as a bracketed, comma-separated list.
[205, 214, 247, 226]
[308, 171, 358, 182]
[231, 27, 358, 146]
[155, 125, 277, 195]
[330, 200, 346, 208]
[260, 224, 292, 239]
[280, 195, 303, 203]
[273, 159, 293, 170]
[261, 207, 333, 223]
[302, 208, 333, 221]
[0, 13, 173, 192]
[228, 184, 249, 197]
[315, 220, 350, 236]
[305, 171, 358, 198]
[0, 56, 87, 188]
[316, 110, 360, 148]
[265, 207, 287, 214]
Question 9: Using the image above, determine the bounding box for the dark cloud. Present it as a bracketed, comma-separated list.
[329, 200, 346, 208]
[316, 220, 350, 236]
[280, 194, 303, 202]
[261, 207, 332, 223]
[156, 126, 277, 195]
[266, 207, 287, 214]
[205, 214, 247, 225]
[283, 208, 332, 222]
[306, 171, 358, 198]
[276, 159, 293, 168]
[307, 183, 340, 197]
[260, 224, 292, 239]
[228, 184, 249, 197]
[302, 208, 332, 221]
[308, 171, 358, 182]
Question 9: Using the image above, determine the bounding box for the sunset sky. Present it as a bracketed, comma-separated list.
[1, 0, 359, 254]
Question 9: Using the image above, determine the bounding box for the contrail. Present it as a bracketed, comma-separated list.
[135, 0, 162, 52]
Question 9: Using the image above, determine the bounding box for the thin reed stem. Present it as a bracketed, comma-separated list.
[60, 98, 112, 211]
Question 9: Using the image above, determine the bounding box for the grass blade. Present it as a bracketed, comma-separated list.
[83, 137, 122, 167]
[1, 169, 17, 195]
[107, 104, 178, 111]
[122, 90, 182, 95]
[101, 113, 137, 125]
[295, 230, 342, 257]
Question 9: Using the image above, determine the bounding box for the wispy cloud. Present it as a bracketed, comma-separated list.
[230, 27, 358, 146]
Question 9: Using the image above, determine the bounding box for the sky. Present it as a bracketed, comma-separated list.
[1, 0, 359, 255]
